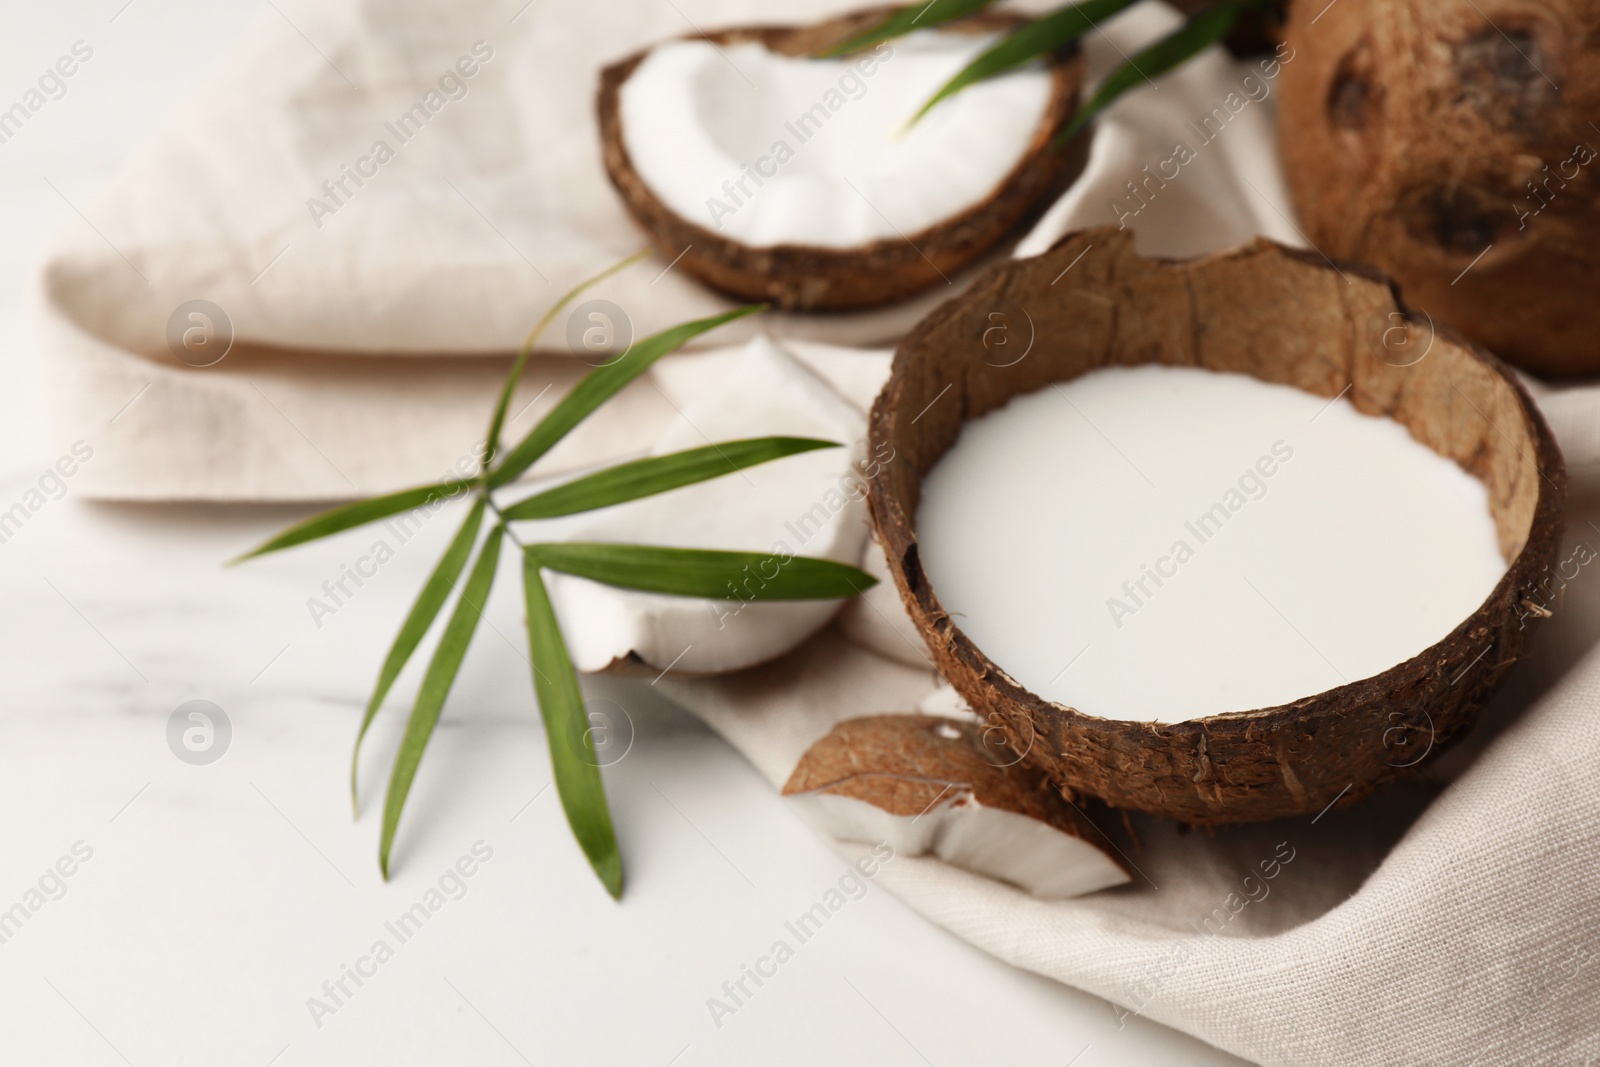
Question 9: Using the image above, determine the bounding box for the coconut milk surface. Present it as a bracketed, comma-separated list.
[916, 365, 1508, 723]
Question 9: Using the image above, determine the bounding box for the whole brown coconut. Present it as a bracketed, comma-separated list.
[1278, 0, 1600, 378]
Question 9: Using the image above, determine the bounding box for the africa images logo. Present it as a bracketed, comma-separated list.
[166, 700, 231, 766]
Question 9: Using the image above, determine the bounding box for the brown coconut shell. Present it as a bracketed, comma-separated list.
[866, 226, 1566, 825]
[596, 7, 1084, 312]
[784, 713, 1132, 895]
[1277, 0, 1600, 378]
[784, 713, 1097, 831]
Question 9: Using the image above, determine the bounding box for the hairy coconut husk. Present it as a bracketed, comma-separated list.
[596, 7, 1084, 312]
[866, 226, 1565, 825]
[1278, 0, 1600, 378]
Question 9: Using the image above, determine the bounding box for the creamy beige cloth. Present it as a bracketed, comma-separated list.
[38, 1, 1600, 1062]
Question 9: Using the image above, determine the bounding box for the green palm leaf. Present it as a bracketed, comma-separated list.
[482, 249, 653, 470]
[486, 305, 764, 490]
[351, 497, 487, 814]
[378, 526, 504, 878]
[231, 481, 469, 563]
[521, 552, 622, 897]
[499, 437, 839, 521]
[820, 0, 996, 58]
[913, 0, 1141, 122]
[525, 542, 875, 600]
[1058, 0, 1242, 144]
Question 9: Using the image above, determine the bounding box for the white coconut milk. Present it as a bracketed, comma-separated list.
[916, 365, 1507, 723]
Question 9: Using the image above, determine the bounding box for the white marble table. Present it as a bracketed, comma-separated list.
[0, 3, 1246, 1063]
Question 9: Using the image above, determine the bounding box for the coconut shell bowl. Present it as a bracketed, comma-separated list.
[866, 227, 1565, 825]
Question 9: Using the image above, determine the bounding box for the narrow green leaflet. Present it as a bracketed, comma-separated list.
[230, 287, 902, 897]
[526, 543, 876, 600]
[487, 305, 764, 490]
[1058, 0, 1242, 144]
[231, 481, 469, 563]
[378, 526, 504, 879]
[350, 497, 487, 813]
[820, 0, 995, 57]
[913, 0, 1140, 122]
[499, 437, 840, 521]
[482, 249, 653, 470]
[521, 552, 622, 897]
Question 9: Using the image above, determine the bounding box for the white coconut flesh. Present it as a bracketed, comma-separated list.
[790, 790, 1130, 900]
[617, 32, 1055, 247]
[784, 715, 1129, 899]
[542, 336, 869, 674]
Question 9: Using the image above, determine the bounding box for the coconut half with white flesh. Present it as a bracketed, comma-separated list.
[544, 335, 869, 674]
[597, 7, 1083, 310]
[783, 714, 1130, 900]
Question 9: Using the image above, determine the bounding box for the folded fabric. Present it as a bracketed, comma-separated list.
[38, 0, 1063, 501]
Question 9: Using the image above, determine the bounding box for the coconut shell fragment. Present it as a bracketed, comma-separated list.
[783, 714, 1130, 899]
[596, 6, 1084, 311]
[866, 226, 1565, 825]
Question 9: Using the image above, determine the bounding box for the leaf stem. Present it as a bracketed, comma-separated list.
[481, 248, 653, 473]
[485, 495, 526, 547]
